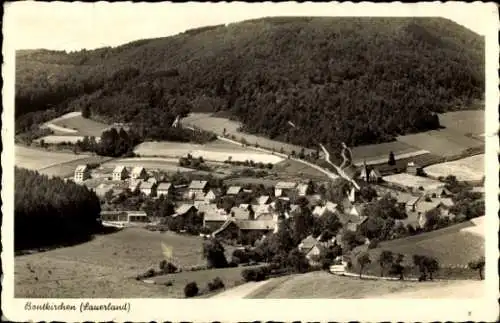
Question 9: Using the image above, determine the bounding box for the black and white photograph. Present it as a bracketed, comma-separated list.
[2, 2, 499, 322]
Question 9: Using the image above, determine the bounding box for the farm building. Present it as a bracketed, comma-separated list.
[257, 195, 271, 205]
[226, 186, 243, 195]
[296, 183, 311, 196]
[406, 162, 424, 176]
[131, 166, 148, 180]
[74, 164, 90, 182]
[312, 201, 338, 217]
[156, 182, 173, 197]
[188, 180, 209, 198]
[201, 205, 228, 231]
[100, 210, 149, 227]
[140, 181, 156, 196]
[275, 181, 297, 197]
[211, 218, 278, 239]
[112, 166, 128, 181]
[172, 204, 198, 218]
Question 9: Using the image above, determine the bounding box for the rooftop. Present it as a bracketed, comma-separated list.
[189, 180, 208, 190]
[131, 166, 145, 174]
[157, 182, 172, 190]
[226, 186, 243, 195]
[75, 165, 88, 172]
[113, 165, 126, 173]
[275, 181, 297, 189]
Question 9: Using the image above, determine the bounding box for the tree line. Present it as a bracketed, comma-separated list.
[15, 167, 102, 250]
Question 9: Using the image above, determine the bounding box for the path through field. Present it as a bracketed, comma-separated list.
[211, 279, 273, 298]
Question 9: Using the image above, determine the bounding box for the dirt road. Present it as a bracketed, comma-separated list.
[211, 280, 271, 298]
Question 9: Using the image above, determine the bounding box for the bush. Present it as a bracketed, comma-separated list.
[207, 277, 225, 291]
[159, 260, 178, 274]
[241, 266, 270, 282]
[368, 238, 380, 249]
[184, 282, 199, 298]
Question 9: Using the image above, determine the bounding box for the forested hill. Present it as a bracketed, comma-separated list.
[16, 17, 485, 148]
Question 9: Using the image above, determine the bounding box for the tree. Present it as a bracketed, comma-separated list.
[388, 151, 396, 165]
[82, 105, 91, 118]
[357, 252, 371, 278]
[202, 238, 228, 268]
[424, 256, 439, 280]
[413, 254, 427, 281]
[468, 256, 485, 280]
[378, 250, 394, 277]
[184, 282, 199, 298]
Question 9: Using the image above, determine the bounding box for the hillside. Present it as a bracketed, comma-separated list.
[16, 17, 485, 148]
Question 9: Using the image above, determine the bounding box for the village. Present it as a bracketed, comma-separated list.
[70, 149, 483, 271]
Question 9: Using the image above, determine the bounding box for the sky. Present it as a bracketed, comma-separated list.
[4, 2, 497, 52]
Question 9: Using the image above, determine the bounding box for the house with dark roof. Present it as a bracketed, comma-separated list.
[188, 180, 209, 200]
[172, 204, 198, 218]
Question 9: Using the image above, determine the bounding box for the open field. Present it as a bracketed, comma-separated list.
[246, 271, 483, 298]
[397, 129, 483, 158]
[382, 173, 444, 190]
[351, 141, 428, 165]
[183, 113, 315, 155]
[273, 159, 329, 180]
[44, 111, 111, 137]
[15, 145, 90, 170]
[439, 110, 485, 139]
[102, 157, 195, 173]
[15, 228, 234, 298]
[135, 140, 283, 164]
[39, 155, 113, 178]
[152, 265, 263, 298]
[424, 154, 484, 182]
[350, 218, 485, 279]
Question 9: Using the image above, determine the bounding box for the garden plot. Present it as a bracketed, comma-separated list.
[382, 173, 444, 191]
[424, 154, 484, 182]
[134, 140, 283, 164]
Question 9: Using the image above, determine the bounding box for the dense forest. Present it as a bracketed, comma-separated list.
[16, 17, 484, 148]
[15, 168, 102, 250]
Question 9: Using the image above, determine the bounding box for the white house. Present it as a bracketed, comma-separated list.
[74, 164, 90, 182]
[140, 181, 156, 196]
[188, 180, 209, 199]
[296, 183, 310, 196]
[131, 166, 148, 180]
[157, 182, 173, 197]
[312, 201, 338, 217]
[275, 181, 297, 197]
[112, 166, 128, 181]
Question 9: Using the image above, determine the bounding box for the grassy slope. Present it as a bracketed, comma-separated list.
[15, 228, 232, 298]
[349, 219, 484, 279]
[247, 271, 483, 298]
[16, 17, 484, 148]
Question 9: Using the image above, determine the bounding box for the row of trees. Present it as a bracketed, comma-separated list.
[15, 167, 102, 250]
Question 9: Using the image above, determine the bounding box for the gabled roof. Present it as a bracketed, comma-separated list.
[203, 207, 228, 222]
[131, 166, 145, 175]
[75, 165, 88, 172]
[140, 181, 155, 189]
[415, 201, 441, 214]
[254, 204, 273, 215]
[189, 180, 208, 190]
[236, 220, 276, 231]
[349, 204, 366, 216]
[113, 165, 126, 173]
[296, 183, 309, 195]
[299, 235, 318, 251]
[226, 186, 243, 195]
[157, 182, 172, 191]
[369, 168, 382, 178]
[275, 181, 297, 189]
[174, 204, 198, 216]
[257, 195, 271, 205]
[439, 198, 454, 208]
[229, 207, 251, 220]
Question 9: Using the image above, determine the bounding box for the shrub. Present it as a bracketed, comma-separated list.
[367, 239, 380, 249]
[207, 277, 225, 291]
[164, 280, 173, 287]
[159, 260, 178, 274]
[241, 266, 270, 282]
[184, 282, 199, 298]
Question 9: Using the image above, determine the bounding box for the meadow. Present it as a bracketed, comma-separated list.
[134, 140, 283, 164]
[350, 218, 485, 279]
[46, 111, 111, 137]
[15, 228, 237, 298]
[382, 173, 445, 190]
[424, 154, 484, 182]
[438, 110, 485, 139]
[246, 271, 483, 298]
[15, 145, 89, 171]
